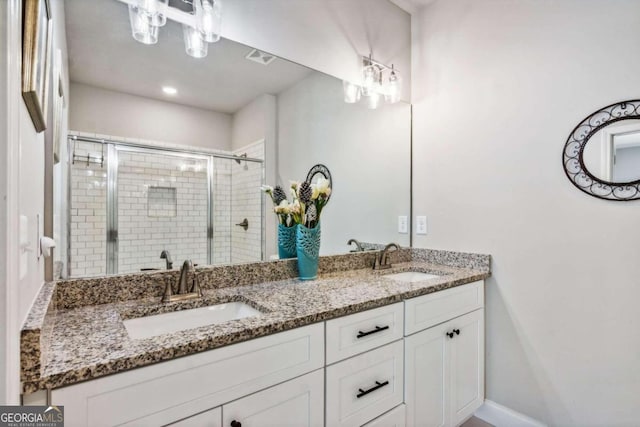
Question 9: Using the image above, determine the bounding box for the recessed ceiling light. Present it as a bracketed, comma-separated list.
[162, 86, 177, 95]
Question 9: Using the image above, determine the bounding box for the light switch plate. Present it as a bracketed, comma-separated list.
[416, 216, 427, 235]
[398, 216, 408, 234]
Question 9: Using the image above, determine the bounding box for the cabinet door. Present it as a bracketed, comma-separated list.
[362, 404, 406, 427]
[404, 321, 451, 427]
[222, 369, 324, 427]
[449, 309, 484, 426]
[168, 407, 221, 427]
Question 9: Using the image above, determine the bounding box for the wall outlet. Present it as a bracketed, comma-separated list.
[416, 216, 427, 235]
[398, 215, 408, 234]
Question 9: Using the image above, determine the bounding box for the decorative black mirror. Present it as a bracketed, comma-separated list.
[563, 100, 640, 201]
[305, 164, 333, 201]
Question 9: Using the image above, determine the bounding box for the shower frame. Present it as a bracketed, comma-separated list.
[67, 135, 266, 276]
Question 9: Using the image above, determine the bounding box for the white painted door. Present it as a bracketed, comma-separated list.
[404, 321, 450, 427]
[222, 369, 324, 427]
[449, 309, 484, 426]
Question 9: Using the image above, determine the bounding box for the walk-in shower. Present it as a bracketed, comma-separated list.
[67, 135, 265, 277]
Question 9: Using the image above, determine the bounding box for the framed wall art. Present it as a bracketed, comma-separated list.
[22, 0, 52, 133]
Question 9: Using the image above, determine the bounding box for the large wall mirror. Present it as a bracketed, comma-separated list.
[563, 100, 640, 201]
[52, 0, 411, 278]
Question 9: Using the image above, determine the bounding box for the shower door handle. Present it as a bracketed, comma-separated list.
[235, 219, 249, 231]
[108, 229, 118, 242]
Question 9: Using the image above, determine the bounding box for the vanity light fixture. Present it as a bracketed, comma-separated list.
[162, 86, 178, 95]
[123, 0, 223, 59]
[136, 0, 168, 27]
[128, 4, 159, 44]
[342, 81, 361, 104]
[194, 0, 222, 43]
[385, 65, 402, 104]
[182, 24, 208, 58]
[342, 55, 402, 109]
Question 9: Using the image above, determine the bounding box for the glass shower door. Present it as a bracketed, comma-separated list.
[113, 147, 210, 274]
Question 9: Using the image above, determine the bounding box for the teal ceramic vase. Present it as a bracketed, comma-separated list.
[278, 223, 298, 259]
[296, 222, 321, 280]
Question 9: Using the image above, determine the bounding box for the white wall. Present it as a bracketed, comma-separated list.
[221, 0, 412, 102]
[412, 0, 640, 425]
[232, 96, 269, 151]
[69, 83, 232, 150]
[1, 0, 70, 404]
[278, 72, 411, 255]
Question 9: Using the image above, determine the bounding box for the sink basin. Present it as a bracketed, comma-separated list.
[383, 271, 442, 283]
[124, 302, 263, 339]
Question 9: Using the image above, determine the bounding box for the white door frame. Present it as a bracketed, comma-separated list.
[0, 0, 23, 405]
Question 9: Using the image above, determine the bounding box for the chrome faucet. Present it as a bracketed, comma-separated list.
[160, 250, 173, 269]
[373, 243, 400, 270]
[347, 238, 365, 252]
[162, 260, 202, 303]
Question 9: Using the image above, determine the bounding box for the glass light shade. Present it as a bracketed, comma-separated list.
[342, 80, 361, 103]
[385, 70, 402, 104]
[361, 64, 380, 97]
[137, 0, 168, 27]
[183, 24, 208, 58]
[195, 0, 222, 43]
[366, 90, 382, 109]
[128, 5, 159, 45]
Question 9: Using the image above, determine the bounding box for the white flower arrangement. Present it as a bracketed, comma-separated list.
[261, 177, 332, 229]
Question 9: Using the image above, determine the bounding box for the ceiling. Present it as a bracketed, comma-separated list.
[64, 0, 314, 113]
[388, 0, 438, 14]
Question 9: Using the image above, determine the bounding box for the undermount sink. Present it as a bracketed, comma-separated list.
[382, 271, 442, 283]
[123, 302, 263, 340]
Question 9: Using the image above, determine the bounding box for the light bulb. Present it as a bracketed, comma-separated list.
[367, 90, 381, 109]
[195, 0, 222, 43]
[137, 0, 168, 27]
[385, 67, 402, 104]
[128, 5, 158, 45]
[361, 64, 379, 97]
[183, 24, 208, 58]
[343, 81, 361, 104]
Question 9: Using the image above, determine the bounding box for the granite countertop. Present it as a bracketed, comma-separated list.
[21, 250, 490, 393]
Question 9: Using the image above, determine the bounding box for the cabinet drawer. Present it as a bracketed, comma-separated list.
[362, 404, 406, 427]
[167, 407, 221, 427]
[51, 323, 324, 427]
[326, 303, 403, 364]
[326, 340, 404, 427]
[405, 281, 483, 335]
[223, 369, 324, 427]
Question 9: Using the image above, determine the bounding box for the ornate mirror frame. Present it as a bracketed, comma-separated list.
[563, 99, 640, 201]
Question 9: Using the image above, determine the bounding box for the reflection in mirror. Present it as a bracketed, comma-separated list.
[53, 0, 411, 278]
[582, 119, 640, 183]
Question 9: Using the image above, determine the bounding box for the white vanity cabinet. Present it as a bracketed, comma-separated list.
[167, 407, 221, 427]
[50, 323, 324, 427]
[47, 281, 485, 427]
[404, 281, 485, 427]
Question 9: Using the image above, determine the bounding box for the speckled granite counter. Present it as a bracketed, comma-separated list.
[21, 249, 490, 394]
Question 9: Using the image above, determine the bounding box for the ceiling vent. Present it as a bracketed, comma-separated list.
[245, 49, 277, 66]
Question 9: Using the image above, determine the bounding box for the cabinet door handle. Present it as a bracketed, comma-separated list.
[357, 325, 390, 339]
[231, 421, 242, 427]
[356, 380, 389, 398]
[446, 329, 461, 339]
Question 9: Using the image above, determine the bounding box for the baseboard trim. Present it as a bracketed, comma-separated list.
[474, 400, 547, 427]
